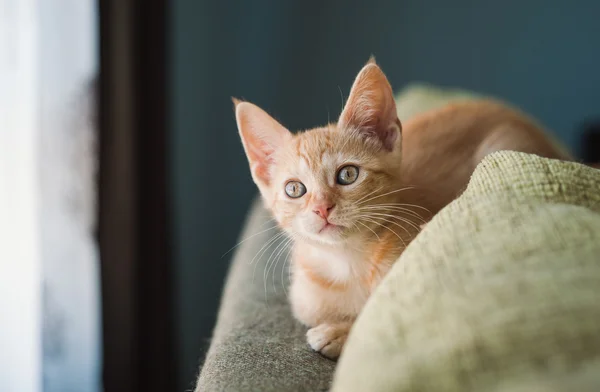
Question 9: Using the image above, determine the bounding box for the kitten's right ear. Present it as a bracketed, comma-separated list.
[233, 98, 291, 190]
[338, 60, 401, 152]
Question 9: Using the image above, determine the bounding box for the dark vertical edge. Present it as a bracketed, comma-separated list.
[581, 120, 600, 164]
[98, 0, 139, 391]
[99, 0, 174, 390]
[134, 0, 176, 391]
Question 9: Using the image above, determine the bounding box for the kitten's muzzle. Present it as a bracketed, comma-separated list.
[313, 203, 336, 220]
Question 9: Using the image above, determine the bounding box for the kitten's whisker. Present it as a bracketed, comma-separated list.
[264, 235, 289, 298]
[252, 234, 286, 310]
[262, 237, 285, 305]
[358, 206, 425, 223]
[366, 211, 422, 232]
[250, 231, 285, 266]
[251, 232, 286, 291]
[350, 221, 364, 238]
[249, 234, 282, 276]
[222, 224, 279, 258]
[364, 202, 432, 214]
[354, 185, 384, 204]
[361, 214, 411, 247]
[357, 187, 415, 206]
[367, 207, 427, 223]
[287, 241, 294, 295]
[256, 217, 278, 227]
[365, 212, 416, 233]
[395, 215, 424, 233]
[268, 238, 287, 295]
[356, 220, 380, 240]
[359, 217, 407, 249]
[281, 235, 295, 297]
[358, 205, 427, 222]
[272, 236, 294, 295]
[281, 238, 296, 297]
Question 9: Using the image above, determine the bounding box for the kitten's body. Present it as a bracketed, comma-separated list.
[234, 59, 569, 360]
[400, 100, 569, 212]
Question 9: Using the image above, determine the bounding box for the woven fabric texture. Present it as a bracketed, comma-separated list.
[332, 151, 600, 392]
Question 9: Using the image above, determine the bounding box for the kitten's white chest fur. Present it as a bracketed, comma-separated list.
[289, 243, 374, 326]
[310, 245, 372, 285]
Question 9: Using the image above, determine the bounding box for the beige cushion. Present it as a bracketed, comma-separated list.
[332, 152, 600, 392]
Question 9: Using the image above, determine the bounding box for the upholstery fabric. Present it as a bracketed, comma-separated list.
[332, 152, 600, 392]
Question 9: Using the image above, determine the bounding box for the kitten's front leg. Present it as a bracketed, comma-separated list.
[290, 278, 354, 359]
[306, 321, 352, 359]
[290, 256, 359, 359]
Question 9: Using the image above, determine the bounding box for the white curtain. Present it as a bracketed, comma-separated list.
[0, 1, 42, 391]
[0, 1, 101, 391]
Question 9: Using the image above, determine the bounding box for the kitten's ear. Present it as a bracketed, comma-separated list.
[338, 59, 401, 152]
[233, 98, 291, 190]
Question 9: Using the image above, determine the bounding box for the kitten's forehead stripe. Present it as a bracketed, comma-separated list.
[318, 146, 327, 162]
[321, 153, 336, 186]
[298, 156, 309, 174]
[295, 127, 339, 173]
[295, 138, 315, 171]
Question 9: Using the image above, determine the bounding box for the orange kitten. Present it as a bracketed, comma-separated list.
[233, 59, 569, 359]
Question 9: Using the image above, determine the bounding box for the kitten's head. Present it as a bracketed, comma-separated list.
[235, 59, 402, 245]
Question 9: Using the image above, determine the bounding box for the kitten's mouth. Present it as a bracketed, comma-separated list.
[318, 222, 339, 234]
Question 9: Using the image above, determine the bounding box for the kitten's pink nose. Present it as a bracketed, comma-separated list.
[313, 203, 335, 220]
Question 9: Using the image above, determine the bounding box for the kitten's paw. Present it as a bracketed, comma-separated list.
[306, 323, 350, 360]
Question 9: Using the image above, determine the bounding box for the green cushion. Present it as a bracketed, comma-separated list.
[394, 82, 481, 121]
[332, 152, 600, 392]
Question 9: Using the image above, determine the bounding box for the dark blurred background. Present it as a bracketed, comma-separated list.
[13, 0, 596, 391]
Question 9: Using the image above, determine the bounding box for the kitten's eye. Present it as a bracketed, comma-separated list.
[337, 165, 359, 185]
[285, 181, 307, 198]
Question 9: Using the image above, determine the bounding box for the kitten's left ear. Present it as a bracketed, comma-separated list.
[233, 98, 291, 193]
[338, 58, 401, 152]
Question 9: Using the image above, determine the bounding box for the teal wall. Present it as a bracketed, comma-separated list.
[172, 1, 599, 388]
